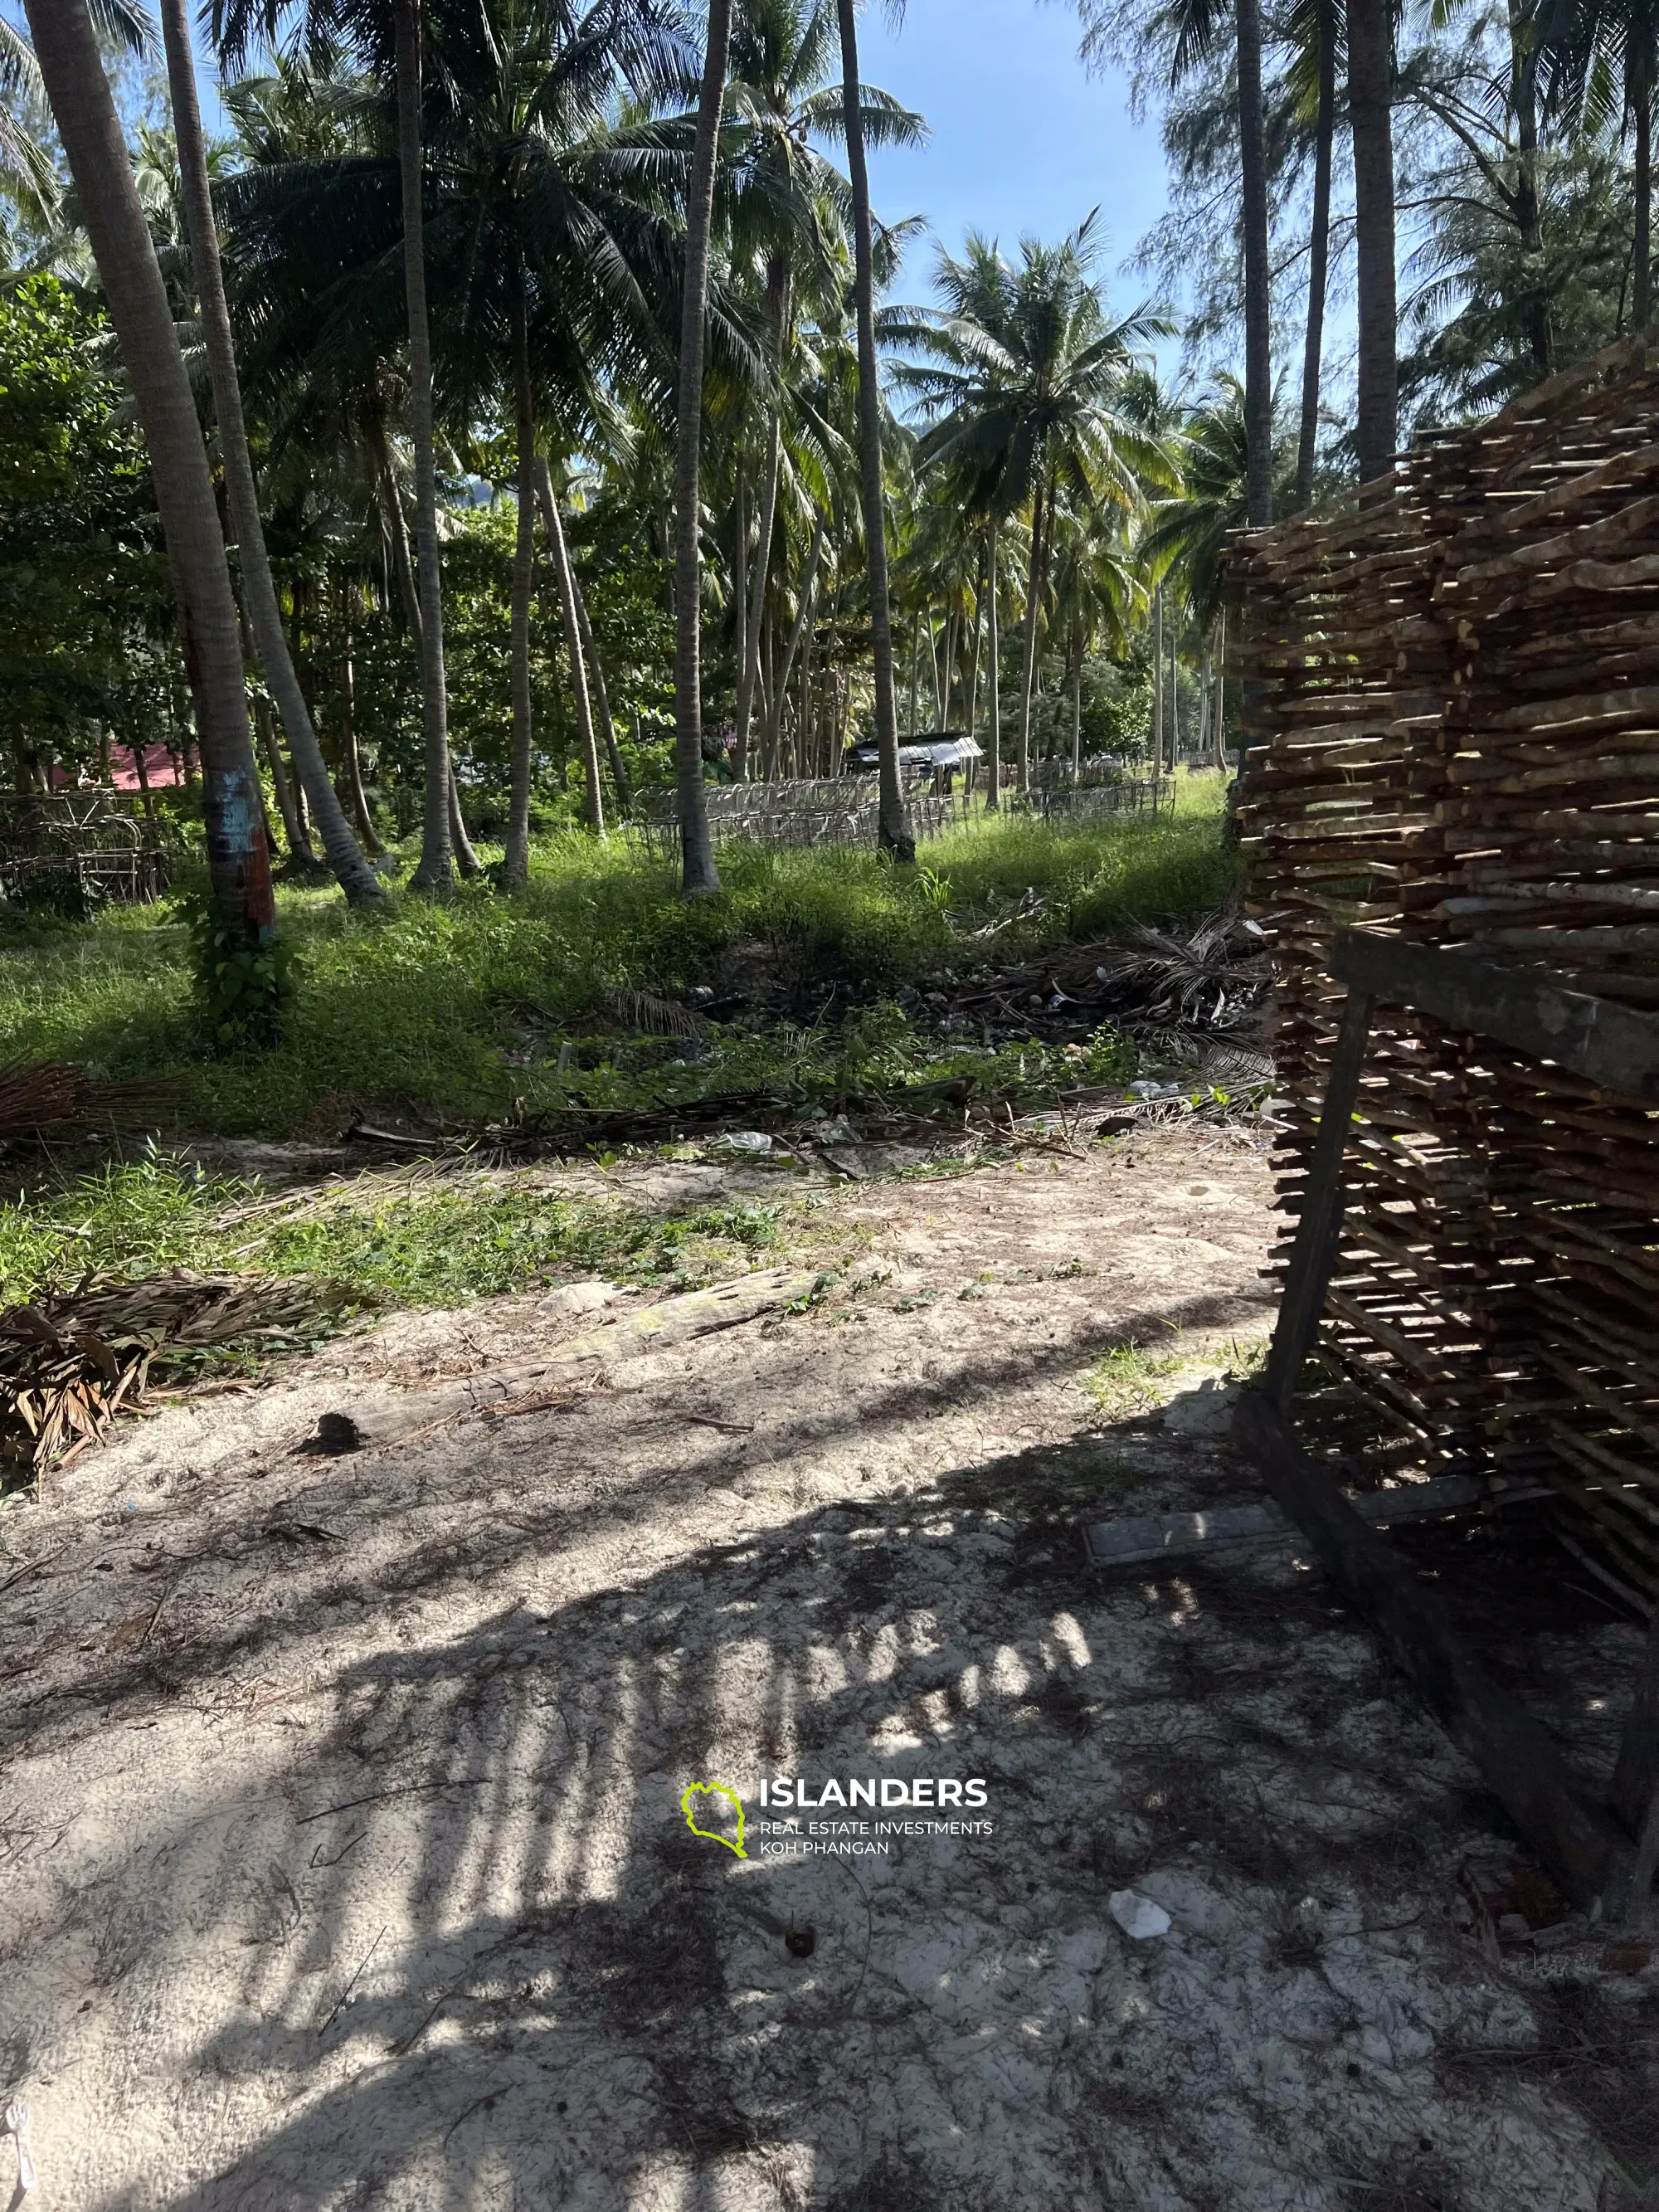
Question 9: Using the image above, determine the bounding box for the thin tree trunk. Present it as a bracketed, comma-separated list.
[1016, 475, 1046, 792]
[159, 0, 381, 909]
[548, 488, 630, 814]
[985, 515, 1001, 811]
[735, 276, 788, 780]
[763, 514, 823, 777]
[1637, 93, 1653, 330]
[1071, 625, 1082, 777]
[1295, 0, 1335, 510]
[927, 617, 942, 728]
[837, 0, 910, 859]
[673, 0, 731, 894]
[447, 765, 481, 873]
[1235, 0, 1275, 526]
[967, 548, 985, 743]
[907, 621, 920, 738]
[1152, 584, 1164, 776]
[731, 465, 748, 772]
[502, 293, 538, 888]
[1348, 0, 1399, 489]
[341, 644, 383, 855]
[1170, 623, 1180, 767]
[395, 0, 453, 889]
[1214, 607, 1229, 769]
[26, 0, 273, 940]
[255, 692, 303, 858]
[538, 456, 606, 839]
[1509, 0, 1552, 373]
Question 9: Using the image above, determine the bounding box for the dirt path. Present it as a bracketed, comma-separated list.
[2, 1132, 1652, 2211]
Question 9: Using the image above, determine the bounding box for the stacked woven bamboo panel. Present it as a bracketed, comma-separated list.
[1234, 341, 1659, 1597]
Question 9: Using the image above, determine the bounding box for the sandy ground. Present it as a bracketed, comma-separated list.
[2, 1128, 1655, 2212]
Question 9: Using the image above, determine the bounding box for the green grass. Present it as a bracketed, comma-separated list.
[0, 1150, 846, 1312]
[0, 774, 1235, 1142]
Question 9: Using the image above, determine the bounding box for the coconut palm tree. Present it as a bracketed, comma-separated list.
[720, 0, 923, 779]
[1287, 0, 1340, 507]
[23, 0, 276, 943]
[1348, 0, 1398, 483]
[834, 0, 909, 856]
[158, 0, 384, 905]
[674, 0, 734, 896]
[221, 1, 694, 874]
[214, 0, 459, 886]
[890, 222, 1172, 796]
[1068, 0, 1277, 525]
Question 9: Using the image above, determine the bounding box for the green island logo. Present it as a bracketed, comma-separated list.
[681, 1780, 748, 1859]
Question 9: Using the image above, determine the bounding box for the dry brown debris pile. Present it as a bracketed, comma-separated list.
[0, 1272, 348, 1479]
[0, 1059, 175, 1142]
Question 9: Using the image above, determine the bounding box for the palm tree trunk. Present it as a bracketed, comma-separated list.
[763, 514, 824, 777]
[447, 766, 481, 873]
[1637, 91, 1653, 330]
[1214, 607, 1229, 769]
[339, 636, 383, 855]
[1071, 628, 1082, 777]
[1295, 0, 1336, 510]
[502, 292, 538, 889]
[836, 0, 911, 860]
[673, 0, 732, 895]
[255, 692, 304, 859]
[158, 0, 382, 909]
[1348, 0, 1399, 488]
[1509, 0, 1552, 371]
[907, 621, 920, 738]
[735, 275, 788, 780]
[1017, 475, 1047, 792]
[562, 532, 631, 815]
[394, 0, 453, 891]
[26, 0, 273, 941]
[985, 514, 1002, 811]
[539, 453, 606, 840]
[1152, 585, 1165, 776]
[967, 543, 985, 745]
[1235, 0, 1275, 526]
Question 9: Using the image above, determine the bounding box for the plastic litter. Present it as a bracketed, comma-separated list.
[1108, 1889, 1172, 1941]
[710, 1131, 772, 1155]
[6, 2101, 36, 2194]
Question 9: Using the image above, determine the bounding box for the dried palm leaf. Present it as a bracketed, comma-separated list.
[599, 988, 708, 1040]
[0, 1270, 351, 1480]
[0, 1059, 178, 1140]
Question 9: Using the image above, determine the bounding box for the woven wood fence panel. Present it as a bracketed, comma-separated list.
[1233, 341, 1659, 1597]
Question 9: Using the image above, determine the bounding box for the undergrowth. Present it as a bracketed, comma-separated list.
[0, 1152, 851, 1311]
[0, 778, 1233, 1141]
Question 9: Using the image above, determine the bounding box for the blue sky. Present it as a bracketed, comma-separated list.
[852, 1, 1176, 327]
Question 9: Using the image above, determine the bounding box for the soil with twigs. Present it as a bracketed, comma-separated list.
[1, 1128, 1653, 2212]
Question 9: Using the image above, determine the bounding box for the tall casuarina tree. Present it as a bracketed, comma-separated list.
[1067, 0, 1273, 522]
[1348, 0, 1399, 485]
[158, 0, 383, 906]
[1537, 0, 1659, 330]
[835, 0, 910, 858]
[673, 0, 732, 898]
[23, 0, 275, 941]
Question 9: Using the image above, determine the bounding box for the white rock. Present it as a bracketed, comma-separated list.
[1108, 1889, 1172, 1942]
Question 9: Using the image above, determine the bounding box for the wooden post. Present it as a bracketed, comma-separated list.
[1611, 1615, 1659, 1839]
[1263, 987, 1377, 1402]
[1234, 1392, 1633, 1915]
